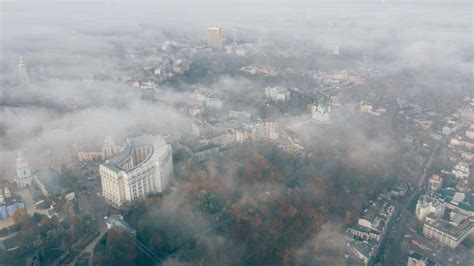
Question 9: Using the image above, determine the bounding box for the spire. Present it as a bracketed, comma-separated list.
[16, 150, 27, 165]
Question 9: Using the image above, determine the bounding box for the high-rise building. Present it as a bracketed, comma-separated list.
[99, 135, 173, 207]
[16, 151, 33, 188]
[208, 26, 222, 49]
[18, 56, 29, 81]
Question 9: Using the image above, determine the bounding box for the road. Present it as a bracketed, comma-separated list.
[68, 231, 106, 266]
[372, 144, 439, 265]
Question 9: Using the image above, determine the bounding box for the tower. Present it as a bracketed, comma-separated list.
[18, 56, 29, 81]
[16, 150, 33, 188]
[207, 26, 222, 49]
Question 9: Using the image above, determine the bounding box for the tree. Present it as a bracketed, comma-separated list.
[12, 208, 28, 225]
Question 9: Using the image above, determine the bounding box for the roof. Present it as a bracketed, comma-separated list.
[106, 215, 136, 235]
[424, 215, 474, 240]
[440, 188, 474, 212]
[102, 135, 168, 173]
[350, 224, 380, 235]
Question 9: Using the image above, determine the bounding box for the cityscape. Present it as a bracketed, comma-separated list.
[0, 1, 473, 265]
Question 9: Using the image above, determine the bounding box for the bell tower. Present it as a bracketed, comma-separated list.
[16, 150, 32, 188]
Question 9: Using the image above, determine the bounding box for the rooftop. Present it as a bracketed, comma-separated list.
[425, 214, 474, 239]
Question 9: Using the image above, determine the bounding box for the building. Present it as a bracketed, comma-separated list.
[415, 194, 446, 221]
[349, 198, 395, 243]
[105, 214, 136, 237]
[18, 56, 28, 81]
[241, 65, 279, 77]
[264, 86, 290, 103]
[235, 123, 260, 143]
[347, 239, 373, 264]
[452, 162, 470, 179]
[102, 136, 120, 160]
[443, 190, 474, 217]
[0, 187, 25, 221]
[209, 131, 235, 146]
[360, 102, 373, 113]
[76, 144, 103, 162]
[228, 110, 251, 119]
[16, 151, 33, 188]
[99, 135, 173, 207]
[192, 119, 213, 138]
[312, 104, 331, 124]
[348, 224, 381, 242]
[407, 252, 428, 266]
[205, 97, 223, 110]
[423, 212, 474, 248]
[207, 26, 222, 49]
[428, 175, 443, 191]
[263, 121, 279, 140]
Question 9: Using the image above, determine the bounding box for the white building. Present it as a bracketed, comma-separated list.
[452, 162, 470, 179]
[99, 135, 173, 207]
[234, 121, 279, 143]
[264, 87, 290, 103]
[415, 194, 445, 221]
[16, 151, 33, 188]
[312, 104, 331, 123]
[423, 212, 474, 249]
[18, 56, 29, 81]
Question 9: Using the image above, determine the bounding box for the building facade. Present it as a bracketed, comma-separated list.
[102, 136, 121, 160]
[415, 194, 445, 221]
[208, 26, 222, 49]
[99, 135, 173, 207]
[264, 86, 291, 103]
[423, 213, 474, 248]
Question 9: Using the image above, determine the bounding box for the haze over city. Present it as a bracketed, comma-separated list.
[0, 0, 472, 265]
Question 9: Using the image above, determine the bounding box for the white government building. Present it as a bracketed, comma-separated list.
[99, 135, 173, 206]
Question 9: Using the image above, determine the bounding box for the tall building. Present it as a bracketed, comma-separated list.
[18, 56, 29, 81]
[208, 26, 222, 49]
[263, 121, 279, 140]
[99, 135, 173, 207]
[16, 151, 33, 188]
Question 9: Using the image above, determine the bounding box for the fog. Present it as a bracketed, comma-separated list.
[0, 0, 472, 264]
